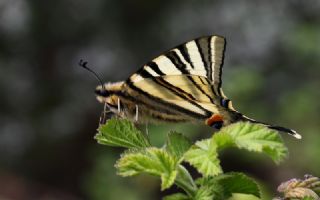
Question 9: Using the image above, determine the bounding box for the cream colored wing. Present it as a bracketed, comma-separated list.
[128, 35, 226, 88]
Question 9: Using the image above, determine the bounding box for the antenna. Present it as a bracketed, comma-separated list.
[79, 59, 105, 90]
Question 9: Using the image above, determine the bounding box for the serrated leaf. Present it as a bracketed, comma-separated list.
[115, 147, 178, 190]
[214, 172, 261, 198]
[165, 132, 192, 159]
[213, 122, 288, 163]
[95, 118, 150, 148]
[163, 193, 191, 200]
[184, 139, 222, 176]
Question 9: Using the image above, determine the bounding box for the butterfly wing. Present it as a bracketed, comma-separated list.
[123, 35, 226, 122]
[128, 35, 226, 89]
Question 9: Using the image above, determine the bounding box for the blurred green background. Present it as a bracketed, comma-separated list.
[0, 0, 319, 199]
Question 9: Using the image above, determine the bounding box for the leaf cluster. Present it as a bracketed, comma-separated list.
[95, 118, 289, 200]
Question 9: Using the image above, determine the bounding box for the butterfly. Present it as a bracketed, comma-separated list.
[92, 35, 301, 139]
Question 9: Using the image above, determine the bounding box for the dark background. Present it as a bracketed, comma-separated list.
[0, 0, 319, 199]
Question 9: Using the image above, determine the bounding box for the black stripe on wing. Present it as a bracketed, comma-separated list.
[136, 67, 153, 78]
[176, 44, 195, 69]
[195, 37, 211, 80]
[165, 50, 187, 70]
[147, 61, 165, 76]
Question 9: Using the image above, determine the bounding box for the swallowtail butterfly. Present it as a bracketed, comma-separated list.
[92, 35, 301, 139]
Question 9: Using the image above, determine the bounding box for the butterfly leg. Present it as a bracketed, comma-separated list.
[99, 102, 109, 125]
[135, 105, 139, 121]
[117, 98, 121, 113]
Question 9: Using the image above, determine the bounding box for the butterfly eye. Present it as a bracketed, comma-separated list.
[95, 88, 110, 97]
[221, 99, 230, 108]
[211, 121, 223, 129]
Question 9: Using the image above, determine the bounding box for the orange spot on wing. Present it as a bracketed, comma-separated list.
[206, 114, 223, 126]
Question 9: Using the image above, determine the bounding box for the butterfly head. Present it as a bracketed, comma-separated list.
[95, 81, 124, 111]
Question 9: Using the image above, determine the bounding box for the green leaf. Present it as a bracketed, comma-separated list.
[115, 147, 178, 190]
[95, 118, 150, 148]
[184, 139, 222, 176]
[214, 172, 260, 198]
[213, 122, 288, 163]
[165, 131, 192, 159]
[163, 193, 191, 200]
[194, 177, 224, 200]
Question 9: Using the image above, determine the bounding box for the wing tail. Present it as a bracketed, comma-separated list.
[241, 115, 302, 139]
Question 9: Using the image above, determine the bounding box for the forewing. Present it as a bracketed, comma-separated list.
[128, 35, 226, 87]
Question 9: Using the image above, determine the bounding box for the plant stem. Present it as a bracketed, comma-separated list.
[175, 165, 197, 197]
